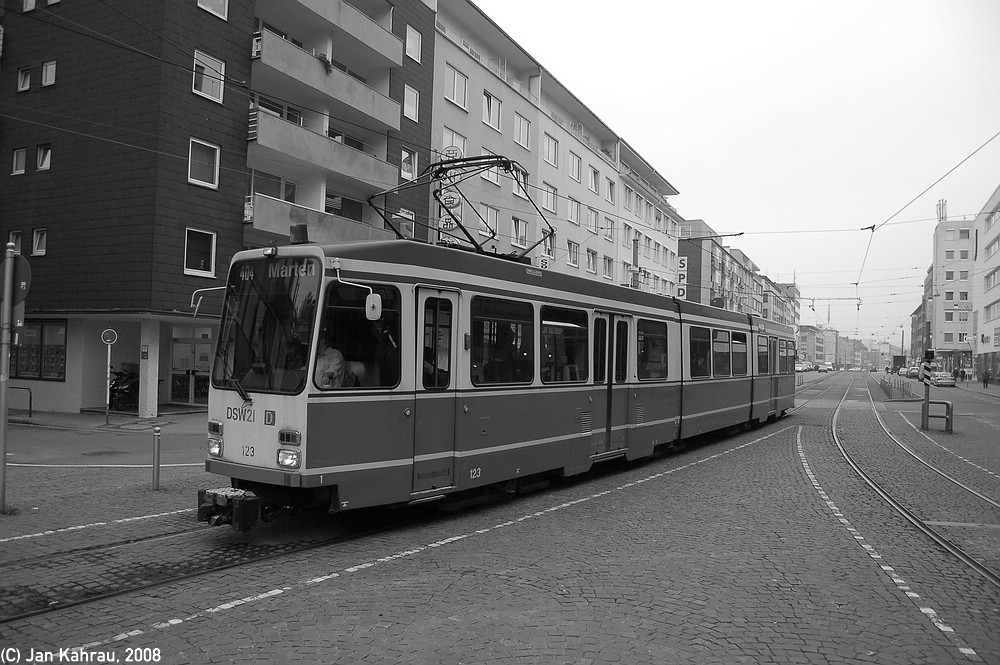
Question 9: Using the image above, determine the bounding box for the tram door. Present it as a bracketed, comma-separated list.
[592, 313, 632, 455]
[769, 337, 781, 412]
[412, 289, 460, 493]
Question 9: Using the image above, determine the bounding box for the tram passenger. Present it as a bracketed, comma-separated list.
[372, 319, 400, 386]
[315, 339, 359, 388]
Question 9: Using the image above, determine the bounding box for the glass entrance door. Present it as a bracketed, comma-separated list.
[171, 327, 213, 405]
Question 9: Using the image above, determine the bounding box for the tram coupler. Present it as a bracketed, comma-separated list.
[198, 487, 261, 532]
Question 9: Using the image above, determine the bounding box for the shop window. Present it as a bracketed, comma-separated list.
[11, 321, 67, 380]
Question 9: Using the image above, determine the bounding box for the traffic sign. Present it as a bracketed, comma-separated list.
[0, 254, 30, 304]
[101, 328, 118, 345]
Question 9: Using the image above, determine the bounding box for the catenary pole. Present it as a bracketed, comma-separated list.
[0, 242, 16, 512]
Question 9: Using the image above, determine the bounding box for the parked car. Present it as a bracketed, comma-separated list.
[897, 367, 907, 375]
[907, 367, 920, 378]
[930, 371, 955, 387]
[817, 365, 830, 373]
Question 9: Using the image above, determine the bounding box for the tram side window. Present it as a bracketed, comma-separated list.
[786, 341, 796, 374]
[316, 283, 401, 389]
[756, 336, 769, 375]
[541, 306, 588, 383]
[594, 318, 607, 384]
[637, 319, 667, 380]
[690, 326, 711, 378]
[713, 329, 731, 377]
[732, 332, 748, 376]
[778, 339, 789, 374]
[471, 297, 534, 385]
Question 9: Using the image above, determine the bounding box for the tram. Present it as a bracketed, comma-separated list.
[197, 239, 795, 530]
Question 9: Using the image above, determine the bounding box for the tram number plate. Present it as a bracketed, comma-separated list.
[242, 445, 256, 457]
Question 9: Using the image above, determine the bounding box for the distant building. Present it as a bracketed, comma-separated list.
[925, 213, 976, 371]
[970, 182, 1000, 377]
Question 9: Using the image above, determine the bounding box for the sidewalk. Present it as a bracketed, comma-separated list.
[7, 406, 207, 435]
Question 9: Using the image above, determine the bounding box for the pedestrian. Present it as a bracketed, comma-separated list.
[960, 368, 966, 384]
[984, 368, 992, 389]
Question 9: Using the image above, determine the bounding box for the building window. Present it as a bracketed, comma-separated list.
[604, 217, 614, 242]
[8, 231, 22, 255]
[542, 234, 554, 257]
[569, 152, 581, 182]
[405, 26, 422, 62]
[960, 270, 969, 280]
[568, 199, 580, 225]
[480, 149, 501, 185]
[945, 249, 954, 260]
[442, 126, 466, 157]
[188, 138, 220, 188]
[603, 256, 614, 279]
[23, 0, 35, 11]
[482, 91, 501, 131]
[514, 113, 530, 148]
[586, 249, 598, 274]
[543, 133, 558, 167]
[17, 68, 30, 92]
[36, 144, 51, 171]
[960, 291, 969, 301]
[959, 228, 970, 240]
[588, 167, 599, 193]
[960, 249, 969, 260]
[944, 291, 954, 301]
[478, 204, 499, 238]
[587, 208, 599, 234]
[41, 60, 56, 87]
[541, 183, 557, 213]
[567, 241, 579, 267]
[12, 148, 27, 175]
[403, 85, 419, 121]
[512, 217, 527, 248]
[11, 321, 67, 381]
[32, 229, 47, 256]
[943, 332, 954, 343]
[197, 0, 227, 20]
[184, 228, 216, 276]
[512, 167, 528, 199]
[193, 51, 225, 102]
[945, 270, 954, 281]
[444, 64, 468, 109]
[606, 178, 615, 204]
[624, 186, 634, 211]
[400, 148, 417, 181]
[945, 312, 954, 322]
[396, 209, 415, 239]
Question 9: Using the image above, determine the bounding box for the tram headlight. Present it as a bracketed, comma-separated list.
[207, 437, 224, 457]
[277, 448, 300, 469]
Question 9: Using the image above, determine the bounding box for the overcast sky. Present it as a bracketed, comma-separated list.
[472, 0, 1000, 343]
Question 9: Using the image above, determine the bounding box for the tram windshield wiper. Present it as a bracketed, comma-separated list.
[230, 377, 252, 405]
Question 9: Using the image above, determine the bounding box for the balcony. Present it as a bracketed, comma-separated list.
[252, 30, 400, 133]
[248, 110, 397, 195]
[245, 194, 394, 245]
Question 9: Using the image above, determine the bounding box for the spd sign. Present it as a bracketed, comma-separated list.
[0, 255, 31, 304]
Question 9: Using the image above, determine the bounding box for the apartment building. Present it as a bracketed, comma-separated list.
[0, 0, 433, 415]
[971, 182, 1000, 378]
[925, 216, 976, 371]
[1, 0, 691, 415]
[430, 0, 680, 294]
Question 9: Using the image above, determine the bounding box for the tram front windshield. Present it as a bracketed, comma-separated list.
[212, 256, 321, 395]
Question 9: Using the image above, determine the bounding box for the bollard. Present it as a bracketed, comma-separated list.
[152, 426, 162, 490]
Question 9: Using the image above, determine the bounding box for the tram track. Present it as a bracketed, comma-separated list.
[830, 374, 1000, 590]
[0, 505, 440, 626]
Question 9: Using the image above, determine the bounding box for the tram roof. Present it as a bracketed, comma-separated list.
[297, 240, 788, 334]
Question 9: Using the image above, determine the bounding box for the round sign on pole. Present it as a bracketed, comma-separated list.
[440, 189, 461, 209]
[101, 328, 118, 345]
[0, 255, 31, 304]
[441, 145, 463, 160]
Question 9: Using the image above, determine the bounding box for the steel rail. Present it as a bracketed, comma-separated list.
[832, 375, 1000, 590]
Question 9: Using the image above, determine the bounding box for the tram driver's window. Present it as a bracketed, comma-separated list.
[541, 306, 588, 383]
[317, 283, 400, 389]
[637, 319, 667, 380]
[689, 326, 711, 378]
[471, 296, 533, 385]
[785, 341, 796, 374]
